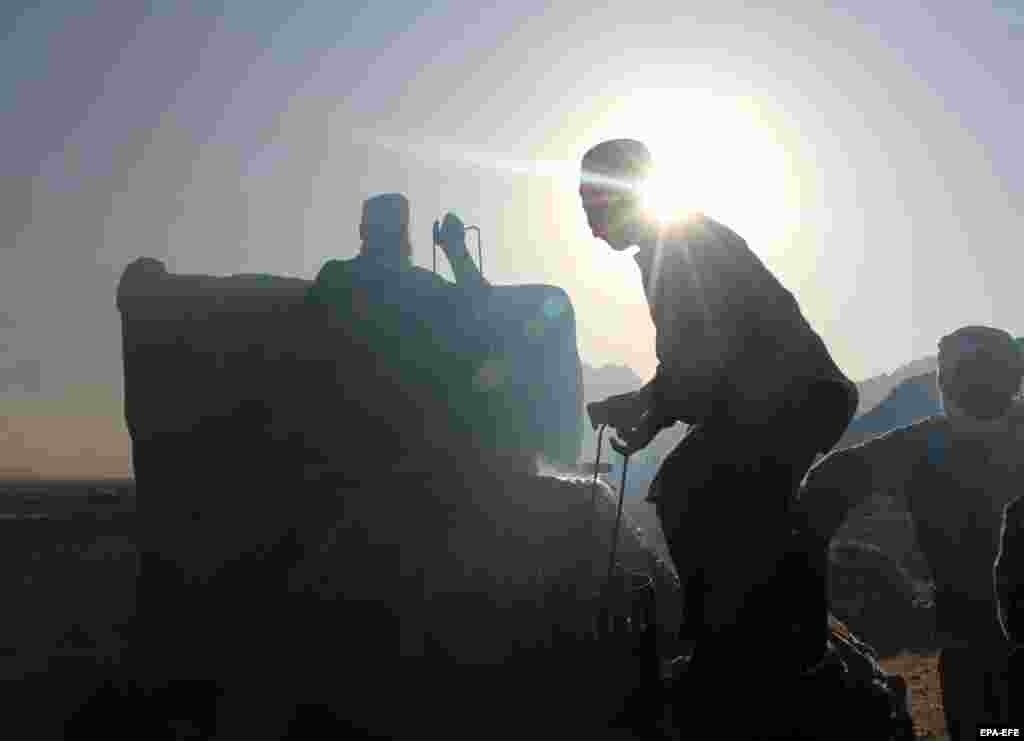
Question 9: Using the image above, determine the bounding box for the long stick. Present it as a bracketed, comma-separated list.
[577, 424, 608, 602]
[588, 424, 608, 522]
[465, 225, 483, 279]
[603, 452, 631, 604]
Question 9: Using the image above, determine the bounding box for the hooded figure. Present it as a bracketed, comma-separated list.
[578, 139, 858, 730]
[796, 325, 1024, 740]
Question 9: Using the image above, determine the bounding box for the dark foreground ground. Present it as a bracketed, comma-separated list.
[0, 479, 947, 738]
[0, 479, 136, 679]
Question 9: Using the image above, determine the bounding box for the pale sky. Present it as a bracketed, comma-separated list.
[2, 1, 1022, 436]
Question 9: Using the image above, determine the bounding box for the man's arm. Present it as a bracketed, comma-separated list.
[649, 353, 721, 425]
[645, 238, 729, 426]
[634, 377, 680, 432]
[794, 424, 921, 543]
[444, 243, 489, 294]
[436, 214, 489, 296]
[588, 379, 655, 430]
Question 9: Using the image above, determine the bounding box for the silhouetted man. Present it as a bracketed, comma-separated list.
[307, 193, 583, 471]
[304, 195, 493, 471]
[797, 325, 1024, 740]
[579, 139, 858, 724]
[309, 193, 486, 301]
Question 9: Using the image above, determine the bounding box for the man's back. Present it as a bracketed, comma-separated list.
[312, 254, 452, 301]
[637, 215, 853, 426]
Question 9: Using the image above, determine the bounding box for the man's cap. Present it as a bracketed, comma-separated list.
[938, 325, 1024, 418]
[361, 193, 410, 236]
[581, 139, 653, 192]
[938, 326, 1024, 374]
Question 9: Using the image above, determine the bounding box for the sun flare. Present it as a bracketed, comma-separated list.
[575, 88, 801, 253]
[638, 170, 700, 225]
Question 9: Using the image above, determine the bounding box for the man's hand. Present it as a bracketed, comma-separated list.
[609, 412, 665, 456]
[436, 212, 467, 252]
[587, 391, 647, 432]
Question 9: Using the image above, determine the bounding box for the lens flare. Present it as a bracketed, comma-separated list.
[638, 170, 698, 224]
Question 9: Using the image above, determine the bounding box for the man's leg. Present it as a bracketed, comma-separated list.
[654, 404, 842, 735]
[677, 453, 791, 735]
[699, 419, 837, 732]
[699, 383, 850, 643]
[654, 461, 728, 732]
[982, 645, 1015, 733]
[938, 645, 1016, 740]
[653, 435, 709, 650]
[940, 646, 988, 741]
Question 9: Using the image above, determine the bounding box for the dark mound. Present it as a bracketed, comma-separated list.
[838, 372, 941, 450]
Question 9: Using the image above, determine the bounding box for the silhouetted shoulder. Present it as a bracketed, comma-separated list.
[306, 259, 349, 304]
[651, 215, 763, 305]
[660, 213, 739, 240]
[806, 415, 945, 501]
[699, 215, 749, 247]
[659, 215, 748, 259]
[314, 258, 347, 279]
[843, 414, 945, 456]
[896, 413, 947, 439]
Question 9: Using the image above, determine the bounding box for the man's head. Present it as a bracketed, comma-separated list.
[580, 139, 654, 251]
[359, 193, 412, 266]
[937, 326, 1024, 421]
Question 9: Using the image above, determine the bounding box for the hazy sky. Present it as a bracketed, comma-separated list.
[3, 0, 1022, 426]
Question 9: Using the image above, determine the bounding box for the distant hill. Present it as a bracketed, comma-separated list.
[839, 372, 942, 450]
[854, 355, 938, 417]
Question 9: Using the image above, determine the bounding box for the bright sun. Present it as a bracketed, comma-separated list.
[580, 88, 801, 252]
[638, 170, 699, 224]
